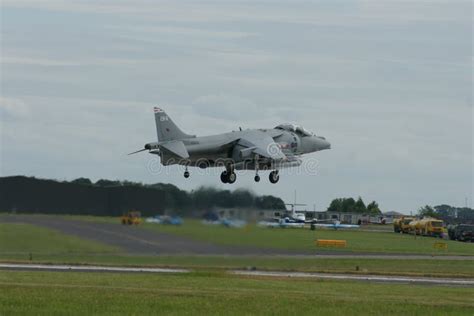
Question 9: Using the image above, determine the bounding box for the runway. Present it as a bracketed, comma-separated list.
[1, 263, 472, 286]
[0, 215, 303, 256]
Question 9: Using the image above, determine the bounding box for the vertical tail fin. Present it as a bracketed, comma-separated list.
[154, 107, 194, 142]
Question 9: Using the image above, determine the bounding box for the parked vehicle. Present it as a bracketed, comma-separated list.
[121, 211, 141, 225]
[393, 216, 414, 233]
[409, 218, 444, 237]
[448, 224, 474, 242]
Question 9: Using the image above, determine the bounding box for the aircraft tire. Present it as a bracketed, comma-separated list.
[184, 171, 190, 178]
[269, 171, 279, 184]
[254, 175, 260, 182]
[227, 172, 237, 184]
[220, 171, 228, 183]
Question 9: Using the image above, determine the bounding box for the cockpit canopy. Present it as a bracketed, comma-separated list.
[275, 124, 313, 137]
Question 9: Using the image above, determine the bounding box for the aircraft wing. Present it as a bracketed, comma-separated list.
[238, 133, 286, 160]
[313, 223, 336, 228]
[313, 223, 360, 229]
[337, 224, 360, 228]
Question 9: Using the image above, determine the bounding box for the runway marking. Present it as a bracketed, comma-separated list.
[1, 263, 473, 286]
[232, 270, 474, 286]
[0, 263, 188, 274]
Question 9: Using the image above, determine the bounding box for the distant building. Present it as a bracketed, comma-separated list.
[210, 208, 406, 224]
[314, 211, 366, 224]
[313, 211, 404, 225]
[382, 211, 404, 224]
[212, 208, 282, 221]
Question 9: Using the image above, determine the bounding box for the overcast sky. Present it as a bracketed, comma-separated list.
[1, 1, 472, 213]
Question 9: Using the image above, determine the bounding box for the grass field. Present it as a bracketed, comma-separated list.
[1, 222, 474, 278]
[66, 215, 474, 255]
[145, 219, 474, 255]
[1, 270, 473, 315]
[0, 223, 119, 255]
[1, 216, 474, 315]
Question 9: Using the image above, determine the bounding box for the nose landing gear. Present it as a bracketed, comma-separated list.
[254, 156, 260, 182]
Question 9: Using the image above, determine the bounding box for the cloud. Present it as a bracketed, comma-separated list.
[0, 97, 30, 119]
[1, 57, 82, 67]
[2, 0, 467, 25]
[0, 1, 471, 211]
[106, 25, 258, 40]
[192, 94, 264, 121]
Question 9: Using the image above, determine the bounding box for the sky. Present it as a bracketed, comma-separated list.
[0, 0, 472, 213]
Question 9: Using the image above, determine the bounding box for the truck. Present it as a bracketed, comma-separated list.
[409, 218, 444, 238]
[447, 224, 474, 242]
[121, 211, 142, 225]
[393, 216, 414, 233]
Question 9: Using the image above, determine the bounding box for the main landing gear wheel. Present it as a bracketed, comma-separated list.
[220, 171, 237, 184]
[269, 170, 279, 184]
[227, 172, 237, 184]
[220, 171, 228, 183]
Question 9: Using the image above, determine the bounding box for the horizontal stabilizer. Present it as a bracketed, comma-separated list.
[160, 140, 189, 159]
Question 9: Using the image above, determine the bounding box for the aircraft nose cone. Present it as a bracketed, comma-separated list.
[316, 137, 331, 151]
[323, 139, 331, 150]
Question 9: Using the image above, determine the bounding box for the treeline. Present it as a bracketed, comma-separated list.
[327, 197, 382, 215]
[418, 205, 474, 223]
[0, 176, 285, 217]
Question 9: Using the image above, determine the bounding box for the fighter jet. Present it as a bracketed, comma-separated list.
[129, 107, 331, 184]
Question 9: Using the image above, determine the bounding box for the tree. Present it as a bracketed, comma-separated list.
[327, 197, 382, 214]
[418, 205, 437, 218]
[232, 189, 254, 208]
[341, 198, 356, 213]
[71, 178, 92, 186]
[327, 198, 343, 212]
[354, 197, 367, 213]
[366, 201, 382, 215]
[255, 195, 286, 210]
[95, 179, 121, 187]
[121, 180, 143, 187]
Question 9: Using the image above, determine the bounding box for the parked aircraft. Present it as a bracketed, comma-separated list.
[130, 108, 330, 183]
[313, 221, 360, 230]
[145, 215, 183, 225]
[257, 218, 305, 228]
[202, 218, 247, 228]
[283, 203, 309, 223]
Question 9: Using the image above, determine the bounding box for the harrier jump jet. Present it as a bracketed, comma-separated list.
[129, 107, 330, 184]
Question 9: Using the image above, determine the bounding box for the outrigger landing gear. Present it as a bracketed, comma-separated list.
[184, 166, 190, 179]
[254, 155, 260, 182]
[220, 168, 237, 184]
[269, 170, 279, 184]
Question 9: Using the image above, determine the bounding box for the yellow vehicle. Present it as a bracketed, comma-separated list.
[408, 220, 418, 234]
[393, 216, 414, 233]
[409, 218, 444, 237]
[121, 211, 141, 225]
